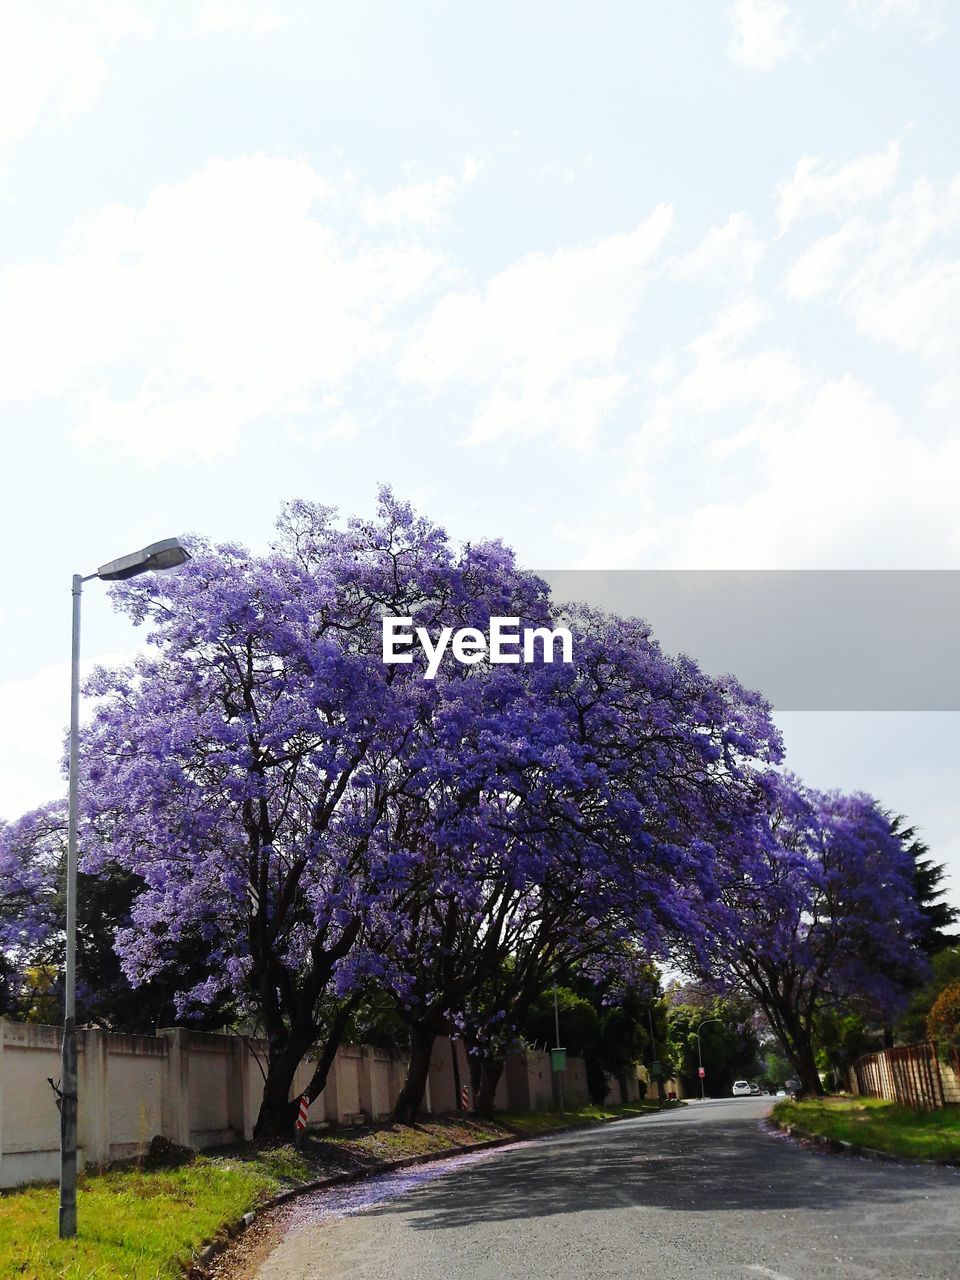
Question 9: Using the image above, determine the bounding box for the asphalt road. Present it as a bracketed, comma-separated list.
[252, 1098, 960, 1280]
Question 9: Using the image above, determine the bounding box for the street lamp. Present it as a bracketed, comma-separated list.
[695, 1017, 723, 1102]
[646, 1004, 662, 1111]
[59, 538, 190, 1239]
[552, 985, 565, 1117]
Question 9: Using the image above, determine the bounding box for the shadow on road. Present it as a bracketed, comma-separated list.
[354, 1103, 960, 1233]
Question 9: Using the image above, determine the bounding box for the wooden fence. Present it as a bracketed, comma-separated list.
[851, 1041, 960, 1110]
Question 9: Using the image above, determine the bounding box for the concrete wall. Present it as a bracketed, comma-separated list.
[0, 1020, 629, 1188]
[0, 1023, 173, 1187]
[501, 1048, 591, 1110]
[0, 1023, 71, 1188]
[637, 1066, 686, 1101]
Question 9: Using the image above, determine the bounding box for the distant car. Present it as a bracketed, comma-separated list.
[775, 1089, 786, 1097]
[749, 1083, 761, 1095]
[732, 1080, 752, 1096]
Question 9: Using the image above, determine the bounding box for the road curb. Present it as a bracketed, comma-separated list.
[767, 1114, 960, 1168]
[184, 1110, 654, 1275]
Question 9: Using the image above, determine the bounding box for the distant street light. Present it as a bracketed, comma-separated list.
[646, 1004, 662, 1110]
[696, 1017, 724, 1102]
[552, 985, 565, 1117]
[59, 539, 190, 1240]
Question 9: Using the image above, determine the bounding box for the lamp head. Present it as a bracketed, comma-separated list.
[97, 538, 191, 582]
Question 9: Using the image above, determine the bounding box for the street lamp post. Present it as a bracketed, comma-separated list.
[695, 1017, 723, 1102]
[59, 539, 190, 1240]
[647, 1004, 662, 1111]
[552, 984, 565, 1117]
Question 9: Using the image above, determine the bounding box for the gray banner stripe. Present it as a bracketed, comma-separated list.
[540, 571, 960, 711]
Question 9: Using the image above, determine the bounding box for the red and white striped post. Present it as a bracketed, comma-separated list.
[460, 1084, 471, 1111]
[295, 1093, 310, 1145]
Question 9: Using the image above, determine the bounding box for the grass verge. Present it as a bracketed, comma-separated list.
[0, 1160, 275, 1279]
[772, 1095, 960, 1162]
[0, 1102, 671, 1277]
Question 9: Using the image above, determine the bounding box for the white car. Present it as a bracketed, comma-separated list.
[732, 1080, 752, 1096]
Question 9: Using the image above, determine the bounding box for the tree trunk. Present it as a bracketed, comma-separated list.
[468, 1051, 482, 1098]
[475, 1054, 505, 1118]
[760, 995, 825, 1099]
[776, 1007, 823, 1097]
[253, 1035, 311, 1140]
[585, 1057, 608, 1105]
[250, 997, 362, 1141]
[394, 1022, 437, 1124]
[300, 1002, 355, 1106]
[793, 1034, 824, 1096]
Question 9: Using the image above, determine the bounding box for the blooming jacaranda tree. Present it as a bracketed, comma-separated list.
[0, 804, 63, 1018]
[694, 775, 926, 1095]
[375, 603, 782, 1119]
[0, 802, 227, 1032]
[77, 489, 555, 1136]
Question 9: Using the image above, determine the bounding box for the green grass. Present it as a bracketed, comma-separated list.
[0, 1117, 524, 1278]
[0, 1102, 678, 1276]
[773, 1095, 960, 1162]
[0, 1159, 276, 1279]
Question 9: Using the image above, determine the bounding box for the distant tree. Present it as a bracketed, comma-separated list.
[927, 982, 960, 1057]
[0, 805, 59, 1018]
[896, 945, 960, 1043]
[523, 985, 597, 1057]
[760, 1044, 794, 1090]
[814, 1010, 883, 1091]
[694, 777, 926, 1095]
[864, 817, 959, 1047]
[638, 984, 674, 1103]
[888, 815, 958, 956]
[380, 601, 780, 1121]
[0, 801, 236, 1031]
[524, 972, 650, 1105]
[667, 995, 760, 1097]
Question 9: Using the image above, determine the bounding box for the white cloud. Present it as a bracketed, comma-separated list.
[0, 157, 446, 458]
[727, 0, 801, 71]
[192, 2, 287, 36]
[574, 292, 959, 569]
[399, 206, 674, 447]
[0, 651, 132, 819]
[846, 0, 947, 38]
[784, 173, 960, 395]
[625, 296, 807, 479]
[782, 219, 866, 296]
[672, 375, 959, 567]
[361, 159, 483, 231]
[672, 213, 765, 284]
[0, 2, 153, 145]
[776, 141, 900, 231]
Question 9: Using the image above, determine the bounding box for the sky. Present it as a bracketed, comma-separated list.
[1, 1, 958, 903]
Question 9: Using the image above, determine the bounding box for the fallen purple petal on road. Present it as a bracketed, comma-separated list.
[281, 1144, 527, 1235]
